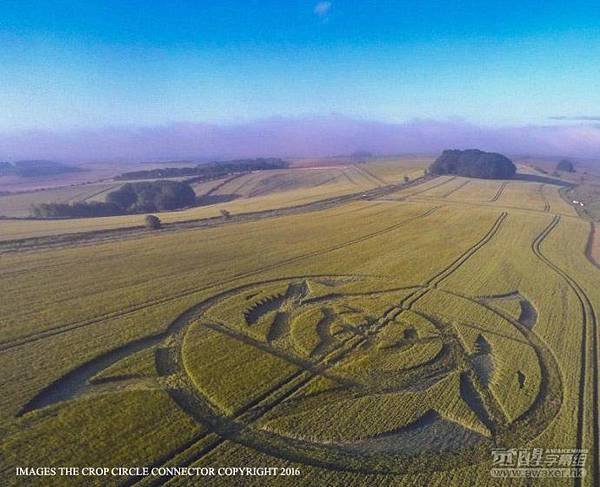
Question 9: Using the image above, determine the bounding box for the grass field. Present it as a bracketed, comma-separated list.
[0, 159, 598, 486]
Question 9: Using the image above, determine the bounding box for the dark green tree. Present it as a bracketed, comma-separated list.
[556, 159, 575, 172]
[145, 214, 162, 229]
[429, 149, 516, 179]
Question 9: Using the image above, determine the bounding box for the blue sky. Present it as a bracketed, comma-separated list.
[1, 0, 600, 131]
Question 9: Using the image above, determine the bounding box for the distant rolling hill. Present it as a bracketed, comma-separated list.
[0, 160, 83, 178]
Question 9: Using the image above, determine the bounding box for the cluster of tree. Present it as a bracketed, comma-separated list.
[0, 160, 83, 177]
[429, 149, 516, 179]
[106, 180, 197, 212]
[115, 158, 288, 181]
[556, 159, 575, 173]
[31, 180, 197, 218]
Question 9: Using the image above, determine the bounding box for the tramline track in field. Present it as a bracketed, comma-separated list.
[0, 207, 440, 353]
[125, 212, 510, 485]
[532, 216, 598, 486]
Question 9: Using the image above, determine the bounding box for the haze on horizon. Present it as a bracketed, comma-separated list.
[1, 0, 600, 161]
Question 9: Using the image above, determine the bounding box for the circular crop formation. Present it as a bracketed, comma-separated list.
[175, 275, 562, 474]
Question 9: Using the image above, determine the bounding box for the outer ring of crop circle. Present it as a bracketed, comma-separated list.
[175, 275, 562, 474]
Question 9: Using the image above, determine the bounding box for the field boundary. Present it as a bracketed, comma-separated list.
[531, 216, 598, 487]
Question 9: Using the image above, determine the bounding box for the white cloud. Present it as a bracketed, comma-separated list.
[314, 1, 332, 18]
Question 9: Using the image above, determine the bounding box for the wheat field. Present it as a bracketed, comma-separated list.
[0, 160, 597, 486]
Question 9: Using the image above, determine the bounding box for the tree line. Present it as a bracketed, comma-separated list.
[115, 158, 288, 181]
[31, 180, 197, 218]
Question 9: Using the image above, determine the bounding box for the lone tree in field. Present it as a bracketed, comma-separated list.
[220, 209, 231, 220]
[556, 159, 575, 173]
[145, 214, 162, 230]
[429, 149, 516, 179]
[404, 175, 410, 183]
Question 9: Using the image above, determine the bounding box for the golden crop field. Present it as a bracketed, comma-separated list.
[0, 161, 598, 486]
[0, 182, 122, 218]
[0, 159, 426, 242]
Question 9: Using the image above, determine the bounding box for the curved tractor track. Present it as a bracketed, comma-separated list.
[20, 210, 557, 484]
[532, 216, 599, 486]
[9, 177, 597, 485]
[17, 206, 443, 406]
[538, 184, 551, 212]
[124, 210, 558, 485]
